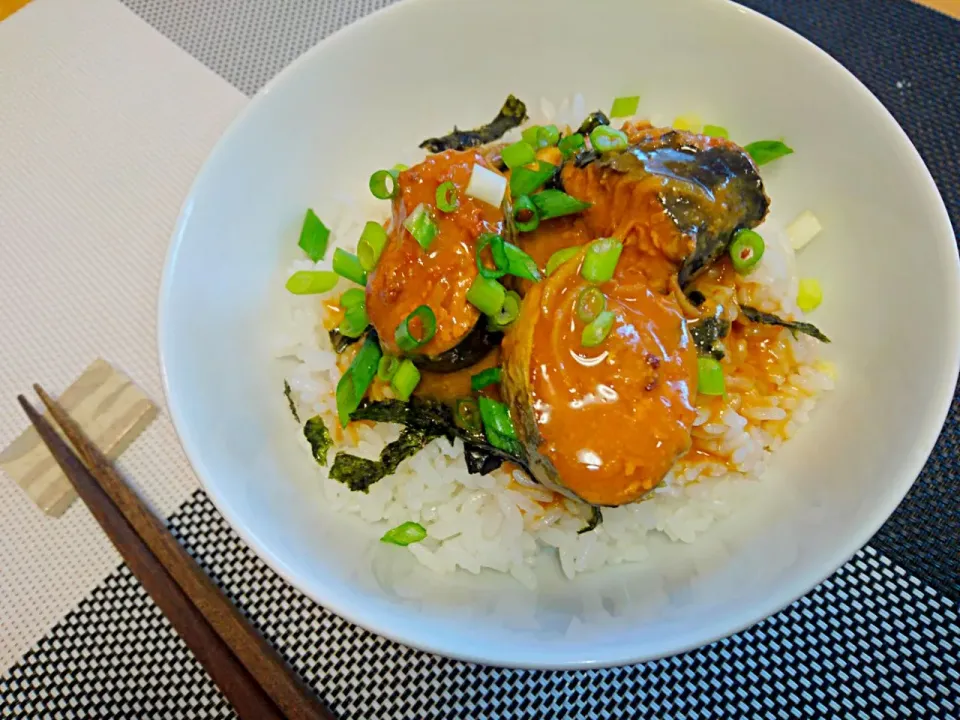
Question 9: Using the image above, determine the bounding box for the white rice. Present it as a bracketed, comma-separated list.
[274, 96, 834, 588]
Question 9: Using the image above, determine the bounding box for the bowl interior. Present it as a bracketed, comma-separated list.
[159, 0, 959, 667]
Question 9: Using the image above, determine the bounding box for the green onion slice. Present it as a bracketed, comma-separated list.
[531, 190, 591, 222]
[435, 181, 459, 213]
[581, 238, 623, 283]
[394, 305, 437, 352]
[339, 287, 366, 309]
[489, 290, 521, 329]
[332, 248, 368, 286]
[470, 367, 502, 391]
[589, 125, 629, 153]
[535, 124, 560, 148]
[477, 396, 520, 454]
[546, 246, 581, 276]
[512, 195, 540, 233]
[703, 124, 730, 139]
[697, 356, 725, 395]
[510, 161, 556, 198]
[357, 221, 389, 271]
[298, 208, 330, 262]
[558, 133, 585, 159]
[476, 233, 509, 279]
[377, 355, 402, 382]
[610, 95, 640, 118]
[391, 359, 421, 401]
[576, 287, 606, 323]
[502, 141, 537, 169]
[581, 310, 616, 348]
[285, 270, 338, 295]
[389, 164, 408, 178]
[335, 334, 382, 426]
[380, 521, 427, 546]
[744, 140, 794, 166]
[502, 242, 541, 282]
[521, 126, 542, 147]
[369, 169, 398, 199]
[403, 203, 439, 250]
[338, 304, 369, 338]
[454, 398, 482, 432]
[466, 275, 506, 317]
[729, 229, 765, 273]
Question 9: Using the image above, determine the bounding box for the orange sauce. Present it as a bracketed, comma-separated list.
[415, 348, 501, 401]
[366, 150, 504, 356]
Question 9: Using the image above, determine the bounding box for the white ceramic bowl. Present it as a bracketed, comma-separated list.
[159, 0, 960, 668]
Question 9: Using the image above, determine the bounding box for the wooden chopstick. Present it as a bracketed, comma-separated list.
[20, 388, 336, 720]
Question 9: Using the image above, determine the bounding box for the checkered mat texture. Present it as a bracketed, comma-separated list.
[1, 491, 958, 719]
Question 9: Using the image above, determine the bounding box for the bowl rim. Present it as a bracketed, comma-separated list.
[158, 0, 960, 669]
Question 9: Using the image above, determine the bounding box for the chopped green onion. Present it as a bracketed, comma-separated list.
[471, 367, 502, 391]
[576, 287, 606, 323]
[546, 246, 581, 276]
[581, 310, 616, 347]
[389, 163, 408, 178]
[703, 124, 730, 139]
[377, 355, 401, 382]
[521, 126, 542, 147]
[729, 229, 765, 273]
[369, 169, 398, 199]
[285, 270, 338, 295]
[797, 278, 823, 312]
[673, 114, 703, 132]
[380, 521, 427, 546]
[502, 242, 541, 282]
[394, 305, 437, 352]
[589, 125, 628, 153]
[403, 203, 439, 250]
[512, 195, 540, 233]
[357, 221, 388, 271]
[581, 238, 623, 283]
[391, 359, 421, 400]
[558, 133, 585, 158]
[535, 124, 560, 148]
[489, 290, 521, 329]
[435, 181, 459, 213]
[465, 164, 507, 207]
[745, 140, 794, 166]
[338, 303, 369, 338]
[610, 95, 640, 118]
[332, 248, 368, 286]
[335, 334, 382, 426]
[454, 398, 482, 432]
[298, 208, 330, 262]
[502, 141, 537, 169]
[697, 356, 725, 396]
[339, 287, 366, 309]
[476, 233, 508, 279]
[530, 189, 591, 221]
[477, 397, 520, 454]
[510, 161, 556, 198]
[466, 275, 506, 316]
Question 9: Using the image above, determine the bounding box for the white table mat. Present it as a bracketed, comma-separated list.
[0, 0, 246, 671]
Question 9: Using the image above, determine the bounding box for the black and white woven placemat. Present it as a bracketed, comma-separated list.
[3, 0, 959, 717]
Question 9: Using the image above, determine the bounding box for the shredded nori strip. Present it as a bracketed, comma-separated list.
[687, 290, 706, 307]
[329, 428, 439, 493]
[283, 380, 300, 423]
[303, 415, 333, 467]
[463, 443, 505, 476]
[740, 305, 830, 343]
[329, 328, 366, 354]
[577, 110, 610, 136]
[578, 506, 603, 535]
[690, 315, 731, 360]
[573, 148, 601, 168]
[419, 95, 528, 153]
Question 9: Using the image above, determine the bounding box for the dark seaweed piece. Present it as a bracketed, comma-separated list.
[739, 306, 830, 343]
[687, 290, 706, 307]
[577, 506, 603, 535]
[303, 415, 333, 466]
[412, 320, 504, 374]
[577, 110, 610, 136]
[329, 328, 366, 354]
[329, 428, 438, 492]
[597, 132, 769, 288]
[542, 163, 565, 192]
[419, 95, 528, 153]
[463, 442, 505, 475]
[690, 315, 731, 360]
[283, 380, 300, 423]
[573, 148, 601, 168]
